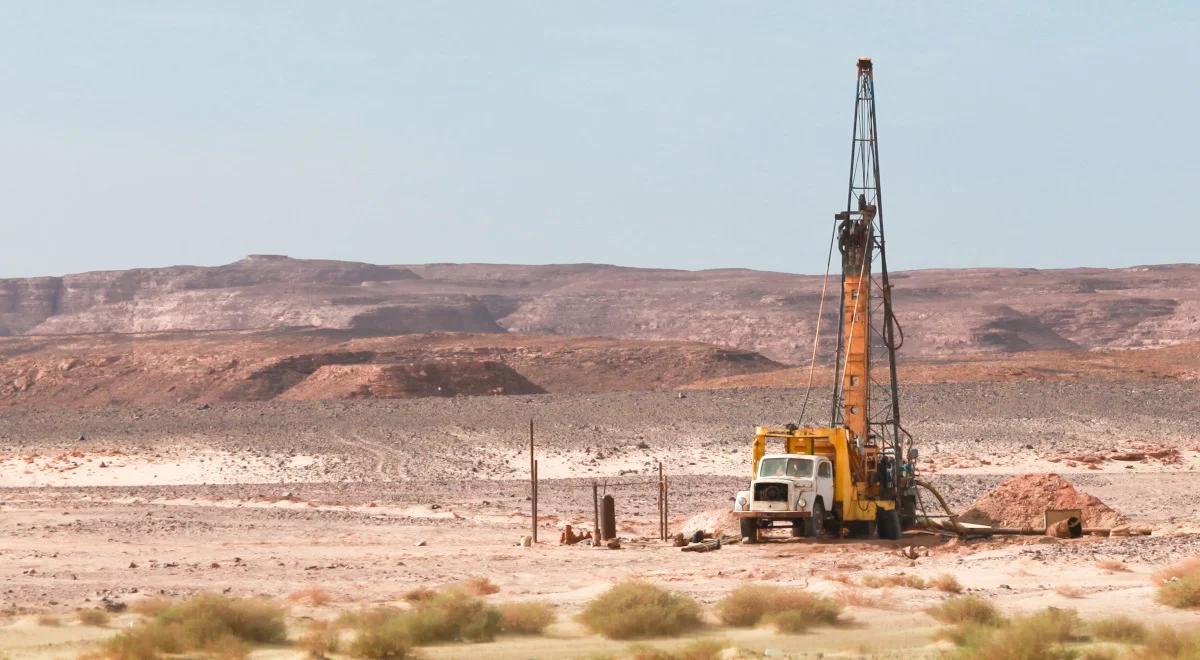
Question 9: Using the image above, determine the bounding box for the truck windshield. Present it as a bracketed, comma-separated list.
[759, 457, 814, 478]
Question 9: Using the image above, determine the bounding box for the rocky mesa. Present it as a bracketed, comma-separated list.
[0, 257, 1197, 364]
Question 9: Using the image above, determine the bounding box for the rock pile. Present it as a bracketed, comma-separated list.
[960, 473, 1125, 529]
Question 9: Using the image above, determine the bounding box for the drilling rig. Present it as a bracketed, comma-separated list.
[732, 57, 918, 541]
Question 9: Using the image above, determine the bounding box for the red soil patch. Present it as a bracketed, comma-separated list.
[959, 473, 1126, 529]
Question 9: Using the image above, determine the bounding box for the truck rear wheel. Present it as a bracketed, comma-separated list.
[740, 517, 759, 543]
[877, 509, 902, 540]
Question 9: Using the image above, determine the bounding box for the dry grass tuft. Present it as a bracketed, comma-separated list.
[96, 593, 286, 660]
[460, 576, 501, 596]
[1088, 615, 1147, 643]
[1095, 560, 1129, 573]
[37, 614, 61, 627]
[623, 639, 727, 660]
[78, 609, 111, 626]
[715, 584, 843, 628]
[297, 620, 341, 659]
[826, 573, 856, 585]
[834, 587, 893, 609]
[497, 601, 555, 634]
[930, 574, 964, 594]
[129, 598, 172, 617]
[1054, 585, 1086, 599]
[1154, 557, 1200, 609]
[580, 581, 703, 640]
[287, 586, 334, 607]
[925, 595, 1004, 627]
[861, 573, 927, 590]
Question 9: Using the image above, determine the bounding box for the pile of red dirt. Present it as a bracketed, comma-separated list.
[679, 508, 743, 537]
[959, 473, 1126, 529]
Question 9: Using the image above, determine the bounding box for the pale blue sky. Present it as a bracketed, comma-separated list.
[1, 2, 1196, 277]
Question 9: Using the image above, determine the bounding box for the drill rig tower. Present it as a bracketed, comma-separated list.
[733, 57, 917, 541]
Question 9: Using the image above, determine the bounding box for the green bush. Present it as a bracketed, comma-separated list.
[579, 581, 703, 640]
[714, 584, 842, 628]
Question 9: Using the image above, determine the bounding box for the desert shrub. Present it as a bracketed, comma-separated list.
[78, 608, 111, 626]
[497, 601, 555, 634]
[861, 573, 927, 590]
[405, 588, 500, 643]
[580, 581, 703, 640]
[400, 586, 437, 603]
[37, 614, 61, 626]
[96, 593, 286, 659]
[931, 574, 964, 594]
[1136, 625, 1200, 659]
[344, 589, 500, 653]
[347, 615, 415, 659]
[714, 584, 842, 628]
[926, 595, 1004, 626]
[288, 586, 334, 607]
[460, 576, 501, 596]
[1154, 558, 1200, 608]
[1088, 615, 1147, 643]
[940, 607, 1079, 660]
[298, 620, 341, 659]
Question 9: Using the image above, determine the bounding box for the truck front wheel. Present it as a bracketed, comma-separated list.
[740, 517, 759, 543]
[806, 500, 826, 539]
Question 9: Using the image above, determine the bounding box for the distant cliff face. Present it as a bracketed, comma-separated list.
[0, 256, 1197, 363]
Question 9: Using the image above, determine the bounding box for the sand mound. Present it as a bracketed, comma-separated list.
[679, 508, 742, 537]
[960, 473, 1125, 529]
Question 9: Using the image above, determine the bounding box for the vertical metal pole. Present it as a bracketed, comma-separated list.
[592, 482, 600, 544]
[529, 419, 537, 544]
[657, 462, 664, 540]
[663, 474, 669, 539]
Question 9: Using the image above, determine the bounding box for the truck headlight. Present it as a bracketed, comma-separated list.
[735, 495, 748, 511]
[796, 497, 807, 510]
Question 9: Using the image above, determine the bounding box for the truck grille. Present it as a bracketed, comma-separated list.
[754, 483, 788, 502]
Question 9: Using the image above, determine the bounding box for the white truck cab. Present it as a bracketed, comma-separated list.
[733, 453, 835, 540]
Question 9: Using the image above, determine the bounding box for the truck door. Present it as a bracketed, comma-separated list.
[816, 459, 834, 507]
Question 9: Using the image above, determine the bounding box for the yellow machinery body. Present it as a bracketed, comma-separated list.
[752, 425, 894, 523]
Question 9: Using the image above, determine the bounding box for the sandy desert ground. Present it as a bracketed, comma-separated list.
[0, 383, 1198, 658]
